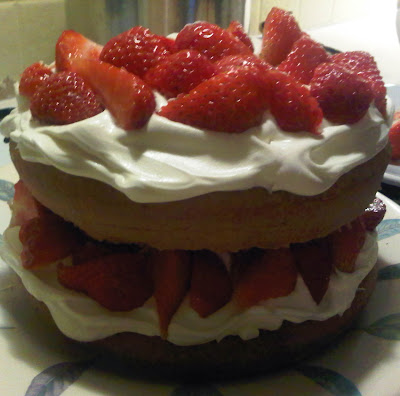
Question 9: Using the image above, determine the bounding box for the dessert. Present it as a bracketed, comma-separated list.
[0, 8, 392, 378]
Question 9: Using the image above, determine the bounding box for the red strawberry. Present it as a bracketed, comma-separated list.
[310, 62, 374, 124]
[55, 30, 103, 72]
[277, 34, 329, 84]
[226, 20, 254, 52]
[151, 250, 192, 337]
[189, 250, 232, 317]
[233, 248, 298, 309]
[331, 51, 387, 117]
[58, 252, 153, 311]
[19, 211, 83, 269]
[100, 26, 172, 78]
[292, 237, 333, 304]
[260, 7, 302, 66]
[330, 218, 366, 273]
[214, 54, 272, 74]
[361, 198, 386, 231]
[30, 71, 104, 125]
[158, 67, 270, 133]
[389, 119, 400, 160]
[269, 70, 323, 134]
[19, 62, 53, 98]
[144, 50, 216, 99]
[72, 59, 155, 130]
[174, 21, 252, 62]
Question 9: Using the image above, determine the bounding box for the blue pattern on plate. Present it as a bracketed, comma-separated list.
[364, 313, 400, 340]
[378, 264, 400, 280]
[0, 179, 14, 202]
[377, 219, 400, 241]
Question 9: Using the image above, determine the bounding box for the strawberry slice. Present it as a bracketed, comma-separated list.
[310, 62, 374, 124]
[292, 237, 333, 304]
[268, 70, 323, 134]
[158, 66, 270, 133]
[226, 20, 254, 52]
[30, 71, 104, 125]
[260, 7, 302, 66]
[214, 54, 272, 74]
[19, 62, 53, 98]
[151, 250, 191, 338]
[233, 248, 298, 309]
[100, 26, 172, 78]
[58, 252, 153, 311]
[55, 30, 103, 72]
[174, 21, 252, 62]
[277, 34, 329, 84]
[144, 49, 216, 98]
[389, 118, 400, 160]
[361, 198, 386, 231]
[189, 250, 232, 317]
[72, 59, 155, 130]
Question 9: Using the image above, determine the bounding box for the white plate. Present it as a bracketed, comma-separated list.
[1, 163, 400, 395]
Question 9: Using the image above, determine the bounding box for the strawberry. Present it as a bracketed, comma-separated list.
[268, 70, 323, 134]
[361, 198, 386, 231]
[277, 34, 329, 84]
[151, 250, 191, 337]
[260, 7, 302, 66]
[189, 250, 232, 317]
[174, 21, 252, 62]
[214, 54, 272, 74]
[144, 50, 216, 99]
[292, 237, 333, 304]
[158, 66, 270, 133]
[233, 248, 298, 309]
[19, 62, 53, 98]
[58, 252, 153, 311]
[330, 218, 366, 273]
[30, 71, 104, 125]
[331, 51, 387, 117]
[55, 30, 103, 72]
[71, 59, 155, 130]
[226, 20, 254, 52]
[310, 62, 374, 124]
[100, 26, 172, 78]
[389, 119, 400, 160]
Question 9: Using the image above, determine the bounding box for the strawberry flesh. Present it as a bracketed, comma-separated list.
[214, 54, 272, 74]
[226, 20, 254, 52]
[19, 62, 53, 98]
[389, 118, 400, 160]
[361, 198, 386, 231]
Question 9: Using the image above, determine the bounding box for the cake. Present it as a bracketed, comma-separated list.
[0, 8, 392, 378]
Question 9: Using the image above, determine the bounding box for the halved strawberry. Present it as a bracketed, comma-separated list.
[268, 70, 323, 134]
[277, 34, 329, 84]
[260, 7, 302, 66]
[389, 119, 400, 160]
[292, 237, 333, 304]
[310, 62, 374, 124]
[19, 62, 53, 98]
[58, 252, 153, 311]
[158, 66, 270, 133]
[144, 49, 216, 98]
[100, 26, 172, 78]
[151, 250, 192, 337]
[174, 21, 252, 62]
[189, 250, 232, 317]
[55, 30, 103, 72]
[214, 54, 272, 74]
[226, 20, 254, 52]
[30, 71, 104, 125]
[233, 248, 298, 309]
[72, 59, 155, 130]
[361, 198, 386, 231]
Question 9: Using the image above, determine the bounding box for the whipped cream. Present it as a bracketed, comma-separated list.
[0, 91, 390, 203]
[1, 226, 378, 346]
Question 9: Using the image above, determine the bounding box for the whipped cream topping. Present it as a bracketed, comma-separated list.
[1, 226, 378, 346]
[0, 91, 390, 203]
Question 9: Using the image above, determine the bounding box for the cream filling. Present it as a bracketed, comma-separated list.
[1, 226, 377, 346]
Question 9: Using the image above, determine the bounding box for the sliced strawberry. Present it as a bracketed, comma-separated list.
[269, 70, 323, 134]
[226, 20, 254, 52]
[55, 30, 103, 72]
[158, 66, 270, 133]
[277, 34, 329, 84]
[151, 250, 191, 337]
[310, 62, 374, 124]
[189, 250, 232, 317]
[30, 71, 104, 125]
[214, 54, 272, 74]
[58, 252, 153, 311]
[72, 59, 155, 130]
[292, 237, 333, 304]
[260, 7, 302, 66]
[331, 51, 387, 117]
[174, 21, 252, 62]
[19, 62, 53, 98]
[361, 198, 386, 231]
[144, 50, 216, 98]
[389, 119, 400, 160]
[233, 248, 298, 309]
[100, 26, 171, 78]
